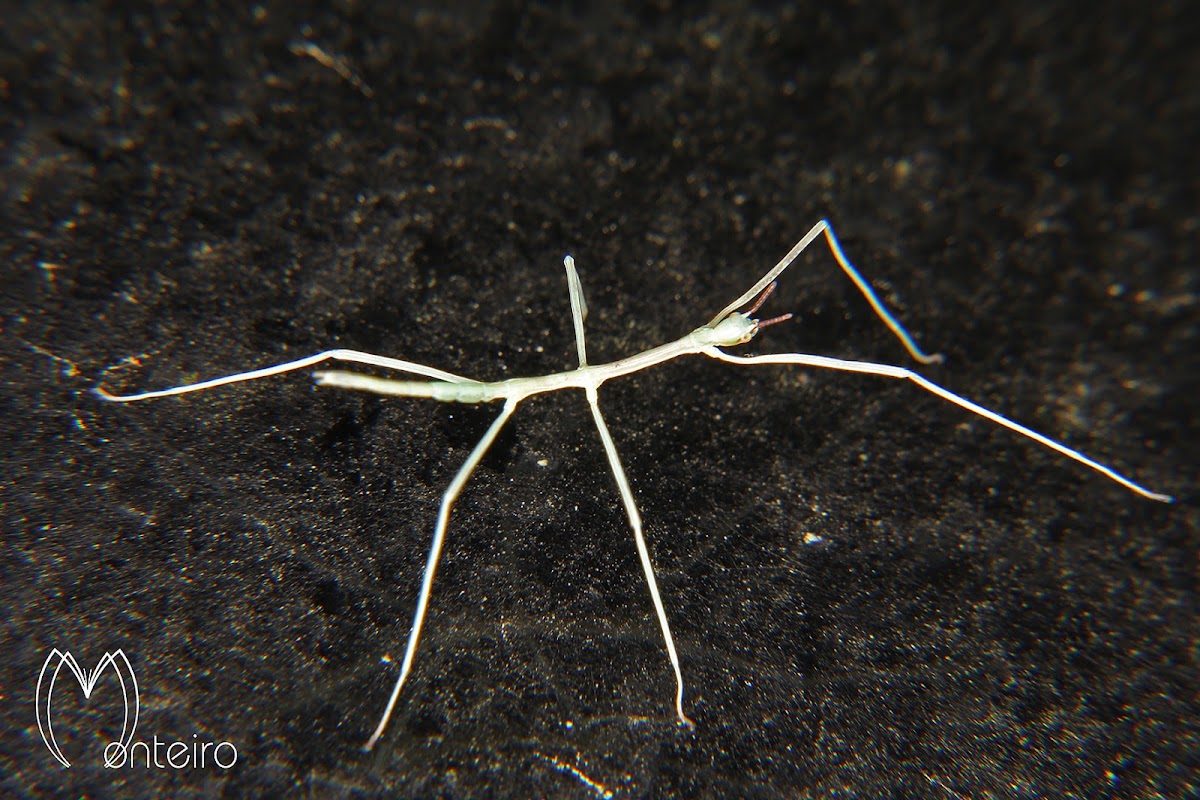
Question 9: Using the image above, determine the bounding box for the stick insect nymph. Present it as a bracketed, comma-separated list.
[95, 218, 1174, 751]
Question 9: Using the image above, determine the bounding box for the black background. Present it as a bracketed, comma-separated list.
[2, 1, 1196, 797]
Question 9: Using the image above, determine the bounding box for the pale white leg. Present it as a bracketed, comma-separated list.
[95, 348, 480, 402]
[704, 347, 1173, 503]
[364, 397, 520, 751]
[707, 219, 943, 365]
[572, 260, 695, 725]
[819, 221, 944, 365]
[707, 220, 828, 325]
[585, 386, 695, 727]
[563, 255, 589, 368]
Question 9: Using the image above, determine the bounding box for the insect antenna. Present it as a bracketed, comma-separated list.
[756, 312, 794, 330]
[744, 281, 778, 315]
[743, 280, 795, 331]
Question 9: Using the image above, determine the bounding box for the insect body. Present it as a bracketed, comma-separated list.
[97, 218, 1173, 750]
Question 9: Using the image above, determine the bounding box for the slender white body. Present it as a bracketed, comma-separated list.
[96, 218, 1172, 752]
[312, 318, 753, 402]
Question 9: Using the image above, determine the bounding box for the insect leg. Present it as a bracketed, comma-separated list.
[818, 221, 945, 365]
[584, 386, 695, 727]
[564, 255, 589, 368]
[707, 219, 942, 365]
[365, 397, 521, 750]
[96, 348, 480, 402]
[704, 347, 1172, 502]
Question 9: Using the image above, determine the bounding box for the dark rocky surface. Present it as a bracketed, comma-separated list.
[3, 2, 1196, 797]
